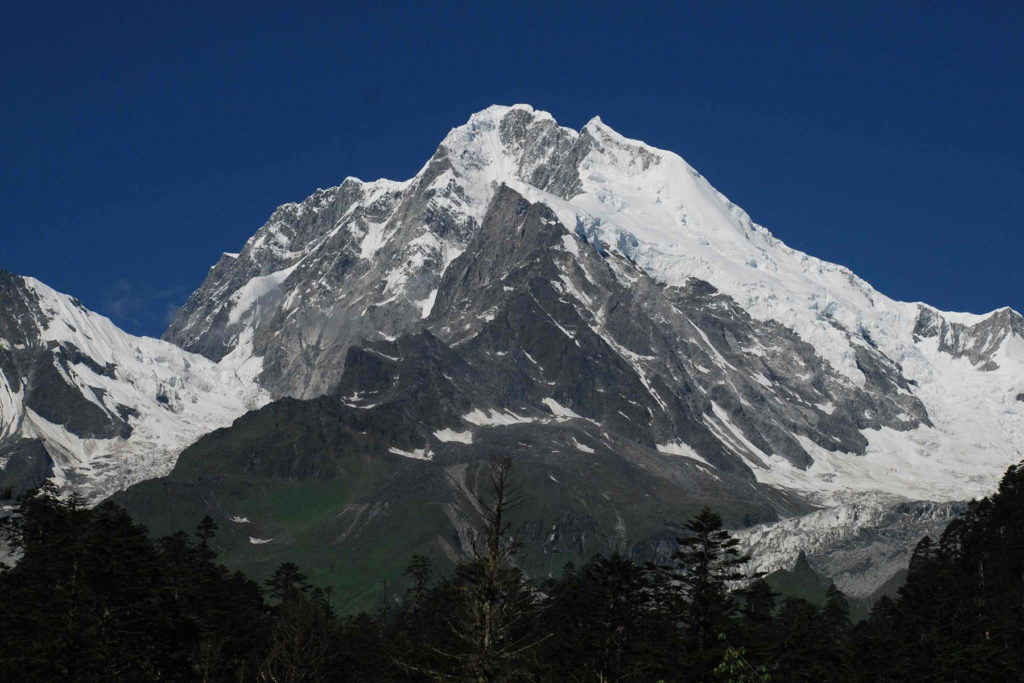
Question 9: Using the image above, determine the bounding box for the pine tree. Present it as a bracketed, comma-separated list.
[194, 515, 217, 559]
[667, 507, 755, 649]
[0, 483, 194, 680]
[821, 583, 851, 644]
[540, 553, 671, 681]
[772, 597, 828, 681]
[265, 561, 311, 604]
[403, 553, 433, 608]
[738, 578, 777, 669]
[849, 596, 902, 682]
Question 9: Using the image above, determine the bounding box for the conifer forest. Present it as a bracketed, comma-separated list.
[3, 457, 1024, 682]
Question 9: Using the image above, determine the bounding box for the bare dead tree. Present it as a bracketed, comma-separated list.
[406, 455, 545, 682]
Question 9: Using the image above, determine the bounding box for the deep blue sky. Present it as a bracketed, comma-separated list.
[3, 1, 1022, 337]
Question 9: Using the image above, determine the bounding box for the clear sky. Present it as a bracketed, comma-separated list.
[3, 1, 1022, 337]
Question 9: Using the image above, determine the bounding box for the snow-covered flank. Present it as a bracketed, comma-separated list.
[11, 278, 267, 500]
[433, 428, 473, 444]
[388, 446, 433, 460]
[571, 437, 595, 454]
[229, 516, 250, 524]
[657, 440, 708, 463]
[498, 110, 1023, 505]
[226, 264, 297, 325]
[432, 104, 572, 218]
[541, 398, 582, 420]
[249, 537, 273, 545]
[359, 220, 388, 259]
[656, 441, 717, 477]
[420, 288, 439, 318]
[462, 408, 536, 426]
[0, 371, 22, 441]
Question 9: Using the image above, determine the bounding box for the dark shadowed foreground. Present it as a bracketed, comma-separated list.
[3, 458, 1024, 681]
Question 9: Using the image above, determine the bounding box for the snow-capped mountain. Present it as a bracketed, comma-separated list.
[0, 271, 265, 500]
[6, 104, 1023, 598]
[166, 104, 1024, 506]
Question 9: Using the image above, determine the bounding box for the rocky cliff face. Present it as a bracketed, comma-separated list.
[913, 305, 1024, 371]
[164, 107, 582, 399]
[407, 185, 930, 475]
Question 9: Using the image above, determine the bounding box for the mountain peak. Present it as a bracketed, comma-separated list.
[466, 103, 555, 124]
[582, 114, 621, 138]
[158, 104, 1024, 504]
[582, 114, 663, 153]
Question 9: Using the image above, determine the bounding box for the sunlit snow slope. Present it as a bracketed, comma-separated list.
[508, 114, 1024, 504]
[0, 272, 265, 500]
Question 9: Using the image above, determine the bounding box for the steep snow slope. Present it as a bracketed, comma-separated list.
[167, 104, 1024, 507]
[0, 272, 265, 500]
[504, 117, 1024, 504]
